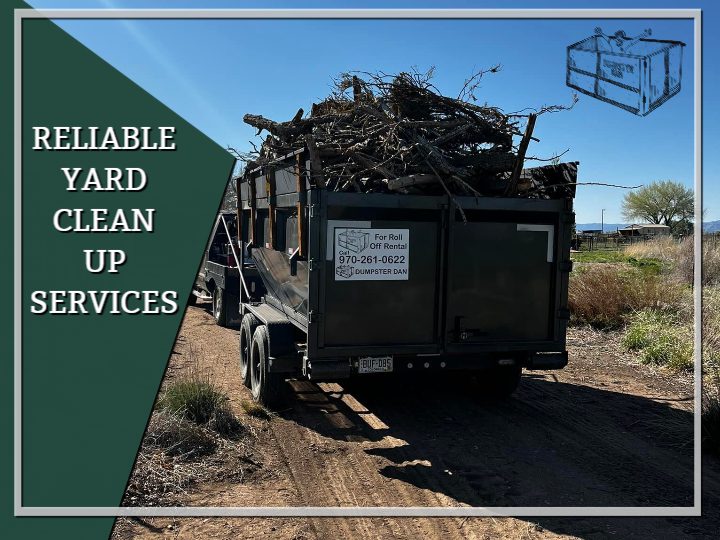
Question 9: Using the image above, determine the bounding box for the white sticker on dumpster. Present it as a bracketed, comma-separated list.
[334, 228, 409, 281]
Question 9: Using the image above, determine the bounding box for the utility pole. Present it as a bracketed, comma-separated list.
[601, 208, 605, 234]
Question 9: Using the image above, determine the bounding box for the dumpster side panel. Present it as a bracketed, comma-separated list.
[443, 198, 572, 355]
[446, 221, 553, 342]
[322, 218, 440, 347]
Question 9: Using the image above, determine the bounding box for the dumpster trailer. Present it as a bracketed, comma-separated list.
[235, 149, 575, 405]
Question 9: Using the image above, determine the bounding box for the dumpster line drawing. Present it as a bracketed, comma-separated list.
[335, 265, 354, 279]
[337, 228, 371, 254]
[566, 28, 685, 116]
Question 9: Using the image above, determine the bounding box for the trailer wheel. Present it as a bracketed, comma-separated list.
[479, 365, 522, 400]
[250, 325, 284, 407]
[212, 287, 227, 326]
[239, 313, 260, 388]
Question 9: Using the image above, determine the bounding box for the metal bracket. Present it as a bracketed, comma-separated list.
[289, 248, 300, 276]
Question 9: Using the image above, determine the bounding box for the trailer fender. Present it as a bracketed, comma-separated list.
[245, 304, 299, 373]
[264, 321, 297, 373]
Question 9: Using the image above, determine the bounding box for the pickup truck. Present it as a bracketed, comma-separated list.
[190, 212, 265, 326]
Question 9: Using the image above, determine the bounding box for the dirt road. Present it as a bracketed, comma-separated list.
[113, 303, 720, 540]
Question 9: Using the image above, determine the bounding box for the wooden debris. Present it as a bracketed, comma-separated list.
[241, 69, 576, 199]
[505, 113, 537, 196]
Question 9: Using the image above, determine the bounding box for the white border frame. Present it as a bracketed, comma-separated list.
[13, 8, 702, 518]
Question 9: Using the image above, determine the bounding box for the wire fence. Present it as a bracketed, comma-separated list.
[572, 233, 685, 252]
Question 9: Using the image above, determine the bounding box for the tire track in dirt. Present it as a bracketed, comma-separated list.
[272, 380, 558, 539]
[270, 382, 464, 540]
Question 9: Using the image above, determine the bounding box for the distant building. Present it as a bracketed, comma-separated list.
[618, 224, 671, 237]
[580, 229, 602, 235]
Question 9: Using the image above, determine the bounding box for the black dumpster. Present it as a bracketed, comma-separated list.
[235, 150, 575, 405]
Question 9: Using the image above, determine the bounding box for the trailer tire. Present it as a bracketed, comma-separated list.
[212, 287, 227, 326]
[239, 313, 260, 388]
[250, 325, 284, 407]
[479, 365, 522, 400]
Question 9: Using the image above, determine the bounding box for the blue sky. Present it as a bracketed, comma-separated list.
[26, 1, 714, 225]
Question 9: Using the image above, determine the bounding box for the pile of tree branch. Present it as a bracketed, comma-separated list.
[240, 69, 577, 199]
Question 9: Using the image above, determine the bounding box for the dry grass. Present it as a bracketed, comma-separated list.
[125, 361, 254, 506]
[125, 409, 258, 506]
[569, 265, 684, 329]
[624, 236, 683, 261]
[704, 236, 720, 286]
[125, 410, 214, 505]
[240, 399, 272, 419]
[704, 287, 720, 367]
[703, 287, 720, 454]
[624, 235, 720, 286]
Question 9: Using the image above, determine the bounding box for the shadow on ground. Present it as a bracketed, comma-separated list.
[280, 372, 718, 539]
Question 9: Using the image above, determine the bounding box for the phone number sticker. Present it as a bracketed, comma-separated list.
[334, 228, 409, 281]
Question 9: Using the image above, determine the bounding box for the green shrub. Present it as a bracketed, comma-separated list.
[158, 370, 242, 436]
[643, 336, 693, 370]
[622, 311, 657, 350]
[622, 309, 693, 371]
[626, 256, 663, 276]
[159, 378, 225, 424]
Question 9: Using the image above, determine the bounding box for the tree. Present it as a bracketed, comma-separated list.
[220, 158, 245, 212]
[220, 177, 238, 211]
[622, 180, 694, 234]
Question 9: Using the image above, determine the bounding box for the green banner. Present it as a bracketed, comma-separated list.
[2, 4, 234, 538]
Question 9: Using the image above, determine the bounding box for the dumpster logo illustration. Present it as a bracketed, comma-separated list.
[338, 229, 370, 254]
[566, 28, 685, 116]
[334, 227, 410, 281]
[335, 265, 355, 279]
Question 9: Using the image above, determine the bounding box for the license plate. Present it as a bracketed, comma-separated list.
[358, 356, 393, 374]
